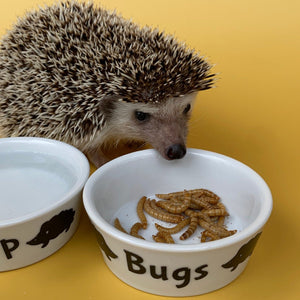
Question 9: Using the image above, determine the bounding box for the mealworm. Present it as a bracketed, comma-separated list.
[156, 200, 181, 213]
[114, 218, 127, 233]
[210, 216, 219, 222]
[217, 216, 225, 226]
[156, 231, 175, 244]
[184, 208, 197, 217]
[152, 234, 166, 243]
[191, 196, 213, 209]
[198, 196, 219, 204]
[201, 207, 228, 217]
[117, 188, 236, 245]
[200, 230, 209, 242]
[180, 216, 198, 240]
[184, 209, 211, 223]
[198, 219, 236, 238]
[155, 188, 206, 200]
[137, 196, 148, 229]
[130, 222, 145, 240]
[217, 202, 227, 211]
[156, 190, 217, 208]
[188, 202, 202, 209]
[144, 198, 183, 223]
[155, 191, 185, 200]
[157, 191, 191, 213]
[155, 218, 190, 234]
[199, 189, 220, 200]
[200, 231, 207, 243]
[201, 202, 229, 217]
[150, 199, 184, 221]
[200, 230, 220, 242]
[169, 197, 188, 207]
[169, 196, 183, 203]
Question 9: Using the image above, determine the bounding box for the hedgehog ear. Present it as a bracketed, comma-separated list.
[99, 94, 123, 117]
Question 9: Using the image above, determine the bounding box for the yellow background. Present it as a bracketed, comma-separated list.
[1, 0, 299, 299]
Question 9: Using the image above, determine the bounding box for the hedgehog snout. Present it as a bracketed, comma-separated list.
[165, 143, 186, 160]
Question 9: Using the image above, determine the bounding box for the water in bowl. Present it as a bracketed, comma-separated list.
[0, 152, 77, 223]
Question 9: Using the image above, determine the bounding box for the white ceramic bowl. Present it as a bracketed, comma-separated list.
[0, 137, 90, 271]
[83, 149, 272, 296]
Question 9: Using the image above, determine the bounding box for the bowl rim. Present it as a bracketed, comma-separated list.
[83, 148, 273, 253]
[0, 137, 90, 228]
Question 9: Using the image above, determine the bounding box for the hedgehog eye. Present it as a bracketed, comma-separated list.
[135, 110, 150, 122]
[183, 103, 191, 114]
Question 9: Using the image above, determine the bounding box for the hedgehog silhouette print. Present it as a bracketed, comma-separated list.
[222, 233, 262, 271]
[0, 1, 214, 167]
[95, 230, 118, 261]
[27, 209, 75, 248]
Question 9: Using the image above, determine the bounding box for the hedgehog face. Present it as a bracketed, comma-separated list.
[104, 93, 197, 160]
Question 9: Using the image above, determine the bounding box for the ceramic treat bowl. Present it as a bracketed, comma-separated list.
[0, 137, 90, 271]
[83, 149, 272, 296]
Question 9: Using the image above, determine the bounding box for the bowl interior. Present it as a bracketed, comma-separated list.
[85, 149, 272, 247]
[0, 138, 89, 226]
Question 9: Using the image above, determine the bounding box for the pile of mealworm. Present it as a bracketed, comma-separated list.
[114, 189, 237, 243]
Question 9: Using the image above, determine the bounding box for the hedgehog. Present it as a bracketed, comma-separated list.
[0, 1, 214, 167]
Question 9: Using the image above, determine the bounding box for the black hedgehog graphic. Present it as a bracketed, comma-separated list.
[27, 209, 75, 248]
[222, 232, 262, 271]
[95, 230, 118, 261]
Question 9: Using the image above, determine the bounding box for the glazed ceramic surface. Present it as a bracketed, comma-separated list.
[83, 149, 272, 296]
[0, 137, 90, 271]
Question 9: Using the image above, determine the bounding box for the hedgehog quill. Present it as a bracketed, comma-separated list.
[0, 1, 214, 167]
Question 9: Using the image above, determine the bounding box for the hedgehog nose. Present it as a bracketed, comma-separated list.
[166, 144, 186, 160]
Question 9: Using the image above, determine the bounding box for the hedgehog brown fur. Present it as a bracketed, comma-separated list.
[0, 1, 214, 163]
